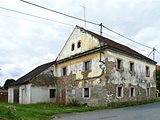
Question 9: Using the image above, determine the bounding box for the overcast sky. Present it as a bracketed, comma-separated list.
[0, 0, 160, 86]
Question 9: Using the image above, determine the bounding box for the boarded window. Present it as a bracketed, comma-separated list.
[130, 62, 134, 72]
[117, 86, 123, 97]
[146, 66, 150, 77]
[84, 60, 92, 71]
[117, 59, 123, 69]
[62, 67, 67, 76]
[50, 89, 56, 98]
[130, 87, 135, 97]
[83, 88, 90, 98]
[71, 43, 75, 51]
[77, 41, 81, 48]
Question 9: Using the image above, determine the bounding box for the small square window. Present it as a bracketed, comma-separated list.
[130, 62, 134, 72]
[83, 88, 90, 98]
[50, 89, 56, 98]
[146, 66, 150, 77]
[84, 60, 92, 71]
[117, 59, 123, 69]
[117, 86, 123, 98]
[130, 87, 135, 97]
[62, 67, 67, 76]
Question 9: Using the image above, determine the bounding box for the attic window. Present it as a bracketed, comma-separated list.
[77, 41, 81, 48]
[71, 43, 75, 51]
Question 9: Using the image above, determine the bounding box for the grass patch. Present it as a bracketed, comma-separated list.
[0, 99, 157, 120]
[155, 97, 160, 102]
[0, 102, 98, 120]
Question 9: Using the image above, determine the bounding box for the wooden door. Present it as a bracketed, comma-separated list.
[61, 89, 66, 104]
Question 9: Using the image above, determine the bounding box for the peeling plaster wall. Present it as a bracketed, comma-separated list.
[57, 27, 100, 61]
[57, 52, 103, 78]
[57, 49, 156, 106]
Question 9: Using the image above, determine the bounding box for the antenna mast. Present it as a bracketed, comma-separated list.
[81, 4, 86, 28]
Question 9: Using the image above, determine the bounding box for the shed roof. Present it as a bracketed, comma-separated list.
[10, 61, 55, 86]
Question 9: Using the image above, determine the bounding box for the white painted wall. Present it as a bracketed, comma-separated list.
[19, 84, 31, 104]
[30, 85, 55, 103]
[8, 87, 14, 103]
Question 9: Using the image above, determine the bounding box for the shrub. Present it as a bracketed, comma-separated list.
[6, 106, 22, 120]
[68, 99, 81, 106]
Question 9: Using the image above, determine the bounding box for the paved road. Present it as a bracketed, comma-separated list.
[53, 102, 160, 120]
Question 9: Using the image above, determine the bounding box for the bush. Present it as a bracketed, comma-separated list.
[6, 106, 22, 120]
[68, 99, 81, 107]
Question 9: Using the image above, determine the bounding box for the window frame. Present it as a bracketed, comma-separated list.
[129, 62, 134, 72]
[129, 87, 135, 97]
[61, 67, 67, 76]
[146, 66, 150, 77]
[50, 89, 56, 98]
[84, 60, 92, 71]
[116, 86, 123, 98]
[116, 58, 123, 70]
[82, 88, 90, 98]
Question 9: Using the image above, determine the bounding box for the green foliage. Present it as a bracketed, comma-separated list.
[68, 99, 81, 106]
[3, 79, 15, 90]
[156, 69, 160, 90]
[6, 105, 22, 120]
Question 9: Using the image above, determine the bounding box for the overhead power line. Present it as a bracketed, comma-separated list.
[103, 25, 153, 49]
[20, 0, 99, 26]
[20, 0, 153, 50]
[0, 6, 74, 27]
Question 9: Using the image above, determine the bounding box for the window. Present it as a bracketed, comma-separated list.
[146, 88, 150, 96]
[71, 43, 75, 51]
[117, 86, 123, 98]
[84, 60, 92, 71]
[146, 66, 150, 77]
[130, 62, 134, 72]
[117, 59, 123, 69]
[83, 88, 90, 98]
[62, 67, 67, 76]
[77, 41, 81, 48]
[50, 89, 56, 98]
[130, 87, 135, 97]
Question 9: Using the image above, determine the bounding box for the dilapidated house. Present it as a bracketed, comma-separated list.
[8, 61, 57, 104]
[8, 26, 157, 106]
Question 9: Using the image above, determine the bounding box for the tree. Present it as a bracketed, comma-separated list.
[3, 79, 15, 90]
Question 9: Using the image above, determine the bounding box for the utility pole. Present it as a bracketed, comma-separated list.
[99, 23, 103, 62]
[153, 47, 155, 61]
